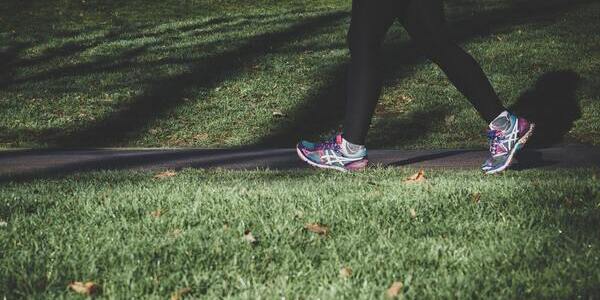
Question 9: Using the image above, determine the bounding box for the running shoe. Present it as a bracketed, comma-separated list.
[296, 134, 368, 172]
[482, 112, 535, 174]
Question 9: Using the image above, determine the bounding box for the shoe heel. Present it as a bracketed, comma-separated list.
[519, 123, 535, 145]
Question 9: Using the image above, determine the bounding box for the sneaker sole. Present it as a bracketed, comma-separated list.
[295, 145, 365, 172]
[485, 123, 536, 175]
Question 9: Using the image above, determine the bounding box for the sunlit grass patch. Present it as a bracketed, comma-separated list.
[1, 167, 599, 298]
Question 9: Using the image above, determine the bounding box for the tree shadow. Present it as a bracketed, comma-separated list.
[0, 42, 30, 86]
[1, 12, 348, 147]
[252, 63, 348, 147]
[59, 12, 347, 147]
[366, 105, 454, 147]
[510, 70, 581, 147]
[0, 148, 309, 184]
[2, 10, 339, 89]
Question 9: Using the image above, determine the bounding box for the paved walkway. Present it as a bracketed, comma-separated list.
[1, 144, 598, 182]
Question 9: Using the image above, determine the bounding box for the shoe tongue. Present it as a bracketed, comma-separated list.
[335, 134, 343, 145]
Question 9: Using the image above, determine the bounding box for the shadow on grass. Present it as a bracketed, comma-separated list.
[0, 42, 30, 85]
[36, 12, 346, 147]
[366, 105, 453, 148]
[1, 10, 336, 88]
[0, 149, 308, 184]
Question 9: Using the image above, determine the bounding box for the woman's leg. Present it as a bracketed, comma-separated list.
[342, 0, 398, 145]
[398, 0, 505, 123]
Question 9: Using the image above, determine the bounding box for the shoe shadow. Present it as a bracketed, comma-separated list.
[510, 70, 582, 147]
[510, 70, 582, 170]
[512, 149, 558, 170]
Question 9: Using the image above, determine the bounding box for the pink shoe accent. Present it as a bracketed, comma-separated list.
[517, 118, 531, 138]
[345, 159, 368, 171]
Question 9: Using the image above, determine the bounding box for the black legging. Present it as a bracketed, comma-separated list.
[343, 0, 506, 145]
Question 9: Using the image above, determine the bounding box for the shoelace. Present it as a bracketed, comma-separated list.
[487, 130, 504, 156]
[321, 139, 338, 151]
[320, 134, 341, 151]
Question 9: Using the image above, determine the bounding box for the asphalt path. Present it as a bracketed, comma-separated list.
[0, 144, 598, 182]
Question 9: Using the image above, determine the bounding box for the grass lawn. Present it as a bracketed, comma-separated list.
[1, 168, 600, 298]
[0, 0, 599, 148]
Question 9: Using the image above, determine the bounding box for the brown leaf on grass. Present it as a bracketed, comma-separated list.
[472, 193, 481, 204]
[193, 133, 209, 141]
[272, 110, 287, 118]
[169, 228, 182, 238]
[339, 266, 352, 278]
[409, 208, 417, 219]
[150, 209, 162, 218]
[243, 230, 257, 244]
[385, 281, 403, 299]
[68, 281, 100, 296]
[305, 223, 329, 235]
[564, 197, 575, 208]
[399, 94, 414, 102]
[444, 114, 456, 125]
[170, 287, 191, 300]
[293, 210, 304, 220]
[154, 170, 177, 179]
[404, 170, 426, 183]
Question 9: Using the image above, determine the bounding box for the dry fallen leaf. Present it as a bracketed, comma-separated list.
[564, 197, 575, 208]
[243, 230, 257, 244]
[154, 170, 177, 179]
[272, 110, 287, 118]
[171, 287, 191, 300]
[339, 266, 352, 278]
[68, 281, 100, 296]
[169, 228, 182, 238]
[472, 193, 481, 204]
[404, 170, 426, 183]
[399, 94, 414, 102]
[409, 208, 417, 219]
[150, 209, 162, 218]
[305, 223, 329, 235]
[385, 281, 403, 299]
